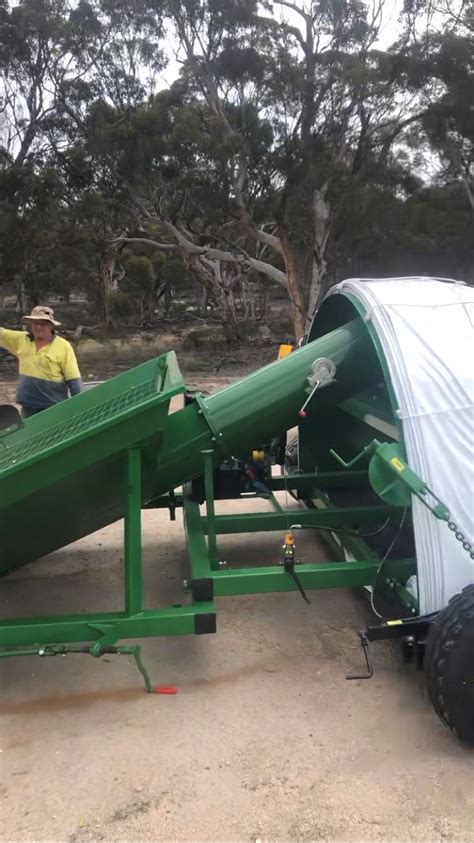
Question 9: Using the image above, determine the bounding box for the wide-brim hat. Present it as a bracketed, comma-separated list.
[22, 305, 61, 327]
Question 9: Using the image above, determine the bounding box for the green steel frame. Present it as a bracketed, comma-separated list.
[0, 314, 419, 689]
[184, 491, 383, 596]
[183, 448, 417, 609]
[0, 441, 417, 687]
[0, 447, 216, 690]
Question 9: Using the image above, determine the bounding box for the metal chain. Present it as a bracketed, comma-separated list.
[447, 520, 474, 560]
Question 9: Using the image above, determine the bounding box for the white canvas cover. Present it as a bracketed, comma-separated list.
[328, 277, 474, 614]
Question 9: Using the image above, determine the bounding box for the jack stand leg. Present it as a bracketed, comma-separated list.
[202, 448, 219, 570]
[118, 645, 153, 693]
[346, 633, 374, 680]
[0, 643, 159, 695]
[93, 644, 154, 693]
[124, 448, 143, 616]
[284, 560, 310, 603]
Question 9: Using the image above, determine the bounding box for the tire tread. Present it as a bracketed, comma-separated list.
[425, 584, 474, 743]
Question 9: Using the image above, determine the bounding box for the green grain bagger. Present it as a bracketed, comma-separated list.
[0, 277, 473, 743]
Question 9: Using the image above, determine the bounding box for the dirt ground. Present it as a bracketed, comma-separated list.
[0, 351, 473, 842]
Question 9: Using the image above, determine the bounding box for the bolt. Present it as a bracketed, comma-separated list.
[219, 560, 227, 567]
[183, 579, 188, 588]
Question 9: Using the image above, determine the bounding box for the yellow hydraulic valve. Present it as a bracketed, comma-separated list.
[282, 530, 295, 561]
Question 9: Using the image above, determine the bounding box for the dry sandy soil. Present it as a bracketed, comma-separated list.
[0, 349, 473, 842]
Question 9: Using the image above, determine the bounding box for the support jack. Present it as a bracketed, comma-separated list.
[346, 633, 374, 680]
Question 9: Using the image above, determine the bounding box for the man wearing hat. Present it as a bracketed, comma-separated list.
[0, 305, 82, 418]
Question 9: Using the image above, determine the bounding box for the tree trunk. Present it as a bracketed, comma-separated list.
[141, 289, 154, 327]
[199, 287, 208, 317]
[279, 228, 306, 340]
[248, 283, 256, 321]
[219, 286, 241, 340]
[307, 257, 327, 326]
[98, 254, 116, 329]
[197, 258, 242, 339]
[306, 186, 332, 326]
[240, 279, 249, 319]
[259, 282, 270, 321]
[163, 282, 172, 317]
[16, 277, 29, 313]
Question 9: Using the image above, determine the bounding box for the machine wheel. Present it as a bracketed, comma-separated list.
[425, 584, 474, 743]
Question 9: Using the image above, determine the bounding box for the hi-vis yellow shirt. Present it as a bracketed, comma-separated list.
[0, 328, 81, 408]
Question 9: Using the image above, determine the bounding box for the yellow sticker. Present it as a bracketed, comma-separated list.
[278, 343, 293, 359]
[390, 457, 406, 472]
[386, 619, 403, 626]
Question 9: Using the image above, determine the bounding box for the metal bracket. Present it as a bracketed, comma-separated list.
[331, 438, 451, 518]
[88, 624, 119, 655]
[194, 393, 229, 457]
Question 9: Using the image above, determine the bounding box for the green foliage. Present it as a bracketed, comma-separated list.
[109, 290, 137, 319]
[0, 0, 472, 330]
[124, 255, 155, 291]
[161, 256, 190, 287]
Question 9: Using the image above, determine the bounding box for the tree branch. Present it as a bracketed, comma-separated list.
[272, 0, 309, 22]
[245, 258, 287, 286]
[113, 227, 289, 288]
[113, 236, 176, 251]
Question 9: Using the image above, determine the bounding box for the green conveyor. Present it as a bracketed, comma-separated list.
[0, 319, 370, 575]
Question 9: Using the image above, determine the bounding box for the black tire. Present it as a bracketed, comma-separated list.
[425, 584, 474, 743]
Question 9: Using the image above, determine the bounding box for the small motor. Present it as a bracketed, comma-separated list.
[190, 446, 274, 502]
